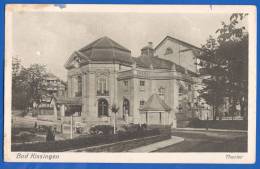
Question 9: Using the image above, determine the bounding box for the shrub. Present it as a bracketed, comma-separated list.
[12, 130, 36, 143]
[12, 127, 36, 136]
[121, 123, 142, 133]
[187, 118, 203, 128]
[12, 127, 165, 152]
[187, 119, 248, 130]
[89, 125, 114, 135]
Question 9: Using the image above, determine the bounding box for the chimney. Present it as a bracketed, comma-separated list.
[141, 42, 154, 57]
[148, 42, 153, 48]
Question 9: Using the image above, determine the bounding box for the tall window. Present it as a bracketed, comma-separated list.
[124, 80, 128, 86]
[76, 76, 82, 97]
[139, 80, 145, 91]
[140, 100, 145, 107]
[158, 87, 165, 100]
[98, 98, 108, 117]
[97, 77, 109, 96]
[123, 80, 129, 91]
[123, 98, 130, 119]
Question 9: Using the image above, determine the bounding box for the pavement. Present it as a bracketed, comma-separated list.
[128, 136, 184, 152]
[175, 127, 247, 133]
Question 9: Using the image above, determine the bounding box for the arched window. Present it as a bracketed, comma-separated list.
[165, 47, 173, 55]
[97, 77, 109, 96]
[123, 98, 130, 119]
[98, 98, 109, 117]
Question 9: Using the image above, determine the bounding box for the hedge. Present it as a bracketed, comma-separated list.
[187, 119, 248, 130]
[12, 128, 168, 152]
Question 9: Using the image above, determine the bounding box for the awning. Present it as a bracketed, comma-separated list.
[54, 97, 82, 105]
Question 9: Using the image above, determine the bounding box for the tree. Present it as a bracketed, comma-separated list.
[198, 13, 248, 120]
[24, 64, 47, 105]
[12, 62, 47, 110]
[216, 13, 248, 120]
[198, 36, 227, 120]
[11, 56, 28, 110]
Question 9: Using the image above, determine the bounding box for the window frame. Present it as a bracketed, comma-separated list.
[164, 47, 173, 55]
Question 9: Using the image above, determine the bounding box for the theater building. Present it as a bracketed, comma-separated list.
[61, 36, 202, 129]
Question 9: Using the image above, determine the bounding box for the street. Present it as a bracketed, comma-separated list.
[155, 129, 247, 152]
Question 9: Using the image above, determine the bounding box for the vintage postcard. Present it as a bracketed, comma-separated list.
[4, 4, 256, 163]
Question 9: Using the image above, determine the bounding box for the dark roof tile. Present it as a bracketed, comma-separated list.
[79, 36, 131, 53]
[140, 94, 171, 111]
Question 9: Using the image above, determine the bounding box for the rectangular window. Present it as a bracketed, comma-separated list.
[140, 80, 145, 86]
[139, 80, 145, 91]
[124, 80, 128, 86]
[140, 100, 145, 106]
[123, 80, 129, 92]
[97, 77, 109, 96]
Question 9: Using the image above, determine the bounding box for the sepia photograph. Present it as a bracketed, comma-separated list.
[4, 4, 256, 163]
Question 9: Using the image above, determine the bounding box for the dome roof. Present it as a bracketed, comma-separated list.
[71, 36, 133, 65]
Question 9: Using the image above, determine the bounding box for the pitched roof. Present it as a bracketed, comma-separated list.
[134, 55, 189, 73]
[140, 94, 171, 112]
[154, 35, 201, 51]
[134, 56, 172, 70]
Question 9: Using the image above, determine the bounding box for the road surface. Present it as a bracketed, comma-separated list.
[155, 129, 247, 152]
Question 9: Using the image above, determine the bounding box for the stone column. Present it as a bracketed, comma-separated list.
[172, 78, 178, 128]
[67, 75, 72, 97]
[169, 69, 178, 128]
[132, 77, 140, 124]
[71, 76, 75, 97]
[88, 71, 96, 119]
[82, 72, 88, 121]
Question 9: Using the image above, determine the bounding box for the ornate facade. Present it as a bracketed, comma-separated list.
[62, 36, 202, 129]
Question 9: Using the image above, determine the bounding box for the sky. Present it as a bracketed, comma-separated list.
[12, 11, 239, 80]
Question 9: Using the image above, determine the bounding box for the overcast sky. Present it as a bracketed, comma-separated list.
[12, 11, 237, 80]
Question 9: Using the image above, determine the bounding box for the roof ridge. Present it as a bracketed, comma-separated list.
[92, 36, 106, 48]
[79, 36, 131, 52]
[154, 35, 201, 51]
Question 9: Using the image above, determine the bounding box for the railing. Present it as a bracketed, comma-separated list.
[97, 90, 109, 96]
[118, 69, 194, 82]
[118, 70, 134, 79]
